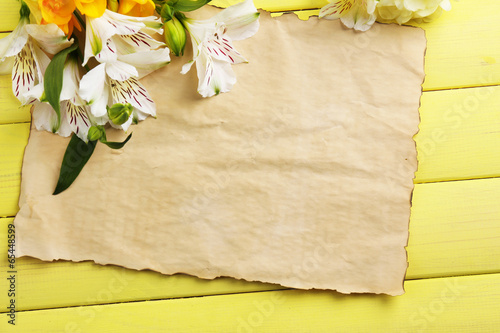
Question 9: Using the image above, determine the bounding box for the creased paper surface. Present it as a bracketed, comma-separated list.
[14, 10, 426, 296]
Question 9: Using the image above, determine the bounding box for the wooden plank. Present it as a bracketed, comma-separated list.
[2, 0, 499, 91]
[211, 0, 328, 11]
[0, 0, 19, 32]
[1, 175, 499, 312]
[412, 0, 500, 91]
[414, 86, 500, 183]
[0, 33, 31, 125]
[0, 123, 29, 218]
[407, 177, 500, 279]
[2, 86, 500, 215]
[0, 75, 31, 125]
[0, 217, 283, 313]
[1, 273, 499, 332]
[266, 1, 500, 91]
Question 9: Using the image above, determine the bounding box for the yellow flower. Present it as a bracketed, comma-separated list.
[24, 0, 43, 24]
[118, 0, 155, 17]
[74, 0, 106, 18]
[57, 14, 82, 36]
[38, 0, 75, 26]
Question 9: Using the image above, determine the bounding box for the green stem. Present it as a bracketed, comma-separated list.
[19, 0, 30, 19]
[70, 35, 91, 72]
[74, 10, 86, 29]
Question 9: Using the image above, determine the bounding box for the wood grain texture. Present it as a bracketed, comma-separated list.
[1, 0, 499, 93]
[414, 86, 500, 183]
[251, 0, 500, 91]
[0, 1, 499, 331]
[2, 86, 499, 216]
[0, 218, 283, 313]
[0, 0, 20, 32]
[211, 0, 328, 11]
[1, 176, 499, 311]
[0, 75, 31, 125]
[0, 123, 29, 218]
[1, 273, 499, 332]
[408, 178, 500, 279]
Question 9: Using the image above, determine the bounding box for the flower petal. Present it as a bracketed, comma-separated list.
[12, 43, 37, 104]
[65, 100, 92, 142]
[83, 16, 107, 65]
[105, 60, 139, 81]
[114, 30, 165, 53]
[196, 54, 236, 98]
[95, 38, 119, 63]
[319, 0, 352, 19]
[32, 101, 59, 133]
[118, 48, 170, 78]
[30, 40, 51, 80]
[60, 56, 80, 101]
[181, 60, 195, 74]
[204, 30, 246, 64]
[25, 23, 73, 55]
[110, 77, 156, 116]
[340, 3, 376, 31]
[74, 0, 106, 18]
[212, 0, 260, 40]
[102, 10, 158, 35]
[440, 0, 452, 11]
[0, 16, 29, 59]
[79, 63, 109, 117]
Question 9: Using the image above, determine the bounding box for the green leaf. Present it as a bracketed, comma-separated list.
[100, 133, 133, 149]
[160, 3, 174, 21]
[53, 135, 97, 195]
[170, 0, 211, 12]
[44, 42, 78, 131]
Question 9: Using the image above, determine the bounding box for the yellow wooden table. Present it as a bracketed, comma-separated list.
[1, 0, 500, 331]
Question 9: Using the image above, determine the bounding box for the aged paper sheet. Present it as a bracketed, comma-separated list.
[14, 10, 426, 295]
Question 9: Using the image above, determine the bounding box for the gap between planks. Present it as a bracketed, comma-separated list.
[3, 271, 500, 315]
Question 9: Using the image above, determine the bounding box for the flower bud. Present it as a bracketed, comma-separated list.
[87, 126, 105, 141]
[107, 103, 133, 125]
[160, 4, 174, 21]
[164, 16, 187, 57]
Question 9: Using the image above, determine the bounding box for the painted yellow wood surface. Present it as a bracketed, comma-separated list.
[0, 33, 31, 125]
[0, 0, 499, 331]
[408, 178, 500, 279]
[415, 86, 500, 183]
[2, 86, 500, 215]
[0, 0, 20, 32]
[1, 176, 499, 312]
[212, 0, 328, 11]
[213, 0, 500, 91]
[0, 123, 29, 218]
[0, 218, 285, 313]
[1, 1, 499, 92]
[2, 273, 499, 332]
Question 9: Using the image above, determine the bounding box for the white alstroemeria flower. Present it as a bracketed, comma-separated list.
[94, 35, 171, 80]
[0, 14, 73, 104]
[181, 0, 260, 97]
[83, 9, 168, 75]
[319, 0, 377, 31]
[375, 0, 451, 24]
[28, 57, 96, 142]
[79, 62, 156, 131]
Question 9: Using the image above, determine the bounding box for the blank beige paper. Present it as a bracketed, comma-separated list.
[14, 10, 426, 295]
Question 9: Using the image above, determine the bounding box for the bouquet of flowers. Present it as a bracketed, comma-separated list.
[0, 0, 450, 194]
[0, 0, 260, 193]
